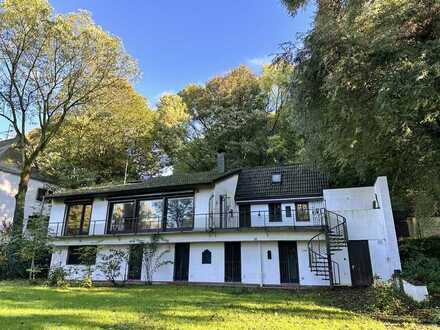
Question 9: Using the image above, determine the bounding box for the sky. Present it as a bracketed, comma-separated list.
[0, 1, 314, 134]
[50, 0, 315, 106]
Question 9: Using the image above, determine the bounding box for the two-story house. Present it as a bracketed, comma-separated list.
[47, 154, 401, 287]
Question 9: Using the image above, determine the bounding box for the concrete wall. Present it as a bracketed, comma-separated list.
[0, 170, 51, 228]
[323, 176, 401, 282]
[189, 242, 224, 283]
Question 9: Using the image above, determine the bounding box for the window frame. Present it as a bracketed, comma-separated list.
[64, 202, 93, 236]
[268, 203, 282, 222]
[295, 202, 310, 222]
[66, 245, 97, 266]
[107, 199, 136, 234]
[106, 194, 195, 234]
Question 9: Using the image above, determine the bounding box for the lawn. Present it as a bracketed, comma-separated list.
[0, 282, 436, 330]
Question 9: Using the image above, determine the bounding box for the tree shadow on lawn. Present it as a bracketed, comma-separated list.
[0, 283, 426, 328]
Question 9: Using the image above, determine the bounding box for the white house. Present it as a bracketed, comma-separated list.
[0, 138, 53, 228]
[47, 154, 401, 287]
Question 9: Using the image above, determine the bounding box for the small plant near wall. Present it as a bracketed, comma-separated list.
[137, 234, 173, 285]
[97, 248, 129, 286]
[48, 266, 70, 288]
[77, 246, 97, 288]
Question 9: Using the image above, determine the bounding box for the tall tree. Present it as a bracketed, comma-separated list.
[156, 65, 301, 172]
[280, 0, 440, 214]
[36, 81, 158, 187]
[0, 0, 137, 234]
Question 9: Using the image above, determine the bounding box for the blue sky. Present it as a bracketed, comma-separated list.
[50, 1, 315, 106]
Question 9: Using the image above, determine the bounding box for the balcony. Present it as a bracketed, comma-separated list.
[48, 209, 326, 238]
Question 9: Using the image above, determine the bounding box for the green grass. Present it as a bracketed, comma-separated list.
[0, 281, 436, 330]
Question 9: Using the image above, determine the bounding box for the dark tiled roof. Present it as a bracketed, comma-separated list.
[235, 164, 328, 201]
[49, 169, 240, 199]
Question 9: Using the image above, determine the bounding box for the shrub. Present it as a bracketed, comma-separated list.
[80, 274, 93, 289]
[48, 267, 69, 288]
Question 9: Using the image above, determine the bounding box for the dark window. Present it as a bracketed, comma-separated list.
[269, 203, 282, 222]
[65, 203, 92, 236]
[267, 250, 272, 260]
[295, 202, 310, 221]
[239, 204, 251, 228]
[285, 206, 292, 217]
[202, 249, 212, 264]
[36, 188, 48, 201]
[66, 246, 97, 265]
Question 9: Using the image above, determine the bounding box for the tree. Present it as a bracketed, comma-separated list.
[36, 81, 158, 187]
[156, 65, 302, 172]
[96, 248, 129, 286]
[279, 0, 440, 215]
[18, 215, 51, 281]
[139, 234, 173, 285]
[0, 0, 137, 235]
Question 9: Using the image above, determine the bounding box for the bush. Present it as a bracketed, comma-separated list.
[48, 267, 69, 288]
[399, 238, 440, 299]
[399, 237, 440, 262]
[80, 274, 93, 289]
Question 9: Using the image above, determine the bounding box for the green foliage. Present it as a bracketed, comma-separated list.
[80, 274, 93, 289]
[400, 238, 440, 298]
[136, 234, 173, 285]
[37, 81, 158, 187]
[400, 237, 440, 262]
[156, 65, 302, 172]
[0, 282, 437, 329]
[279, 0, 440, 213]
[96, 248, 129, 286]
[48, 267, 69, 288]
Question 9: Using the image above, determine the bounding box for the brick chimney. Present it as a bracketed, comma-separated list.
[216, 150, 225, 173]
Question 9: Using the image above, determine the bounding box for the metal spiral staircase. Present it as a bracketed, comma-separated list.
[308, 209, 348, 286]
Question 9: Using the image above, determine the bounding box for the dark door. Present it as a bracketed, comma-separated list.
[278, 241, 299, 284]
[239, 204, 251, 228]
[348, 240, 373, 286]
[225, 242, 241, 282]
[128, 245, 143, 280]
[174, 243, 190, 281]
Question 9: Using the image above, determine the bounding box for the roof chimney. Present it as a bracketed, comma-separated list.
[216, 150, 225, 173]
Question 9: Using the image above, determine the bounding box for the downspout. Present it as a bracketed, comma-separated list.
[259, 241, 263, 287]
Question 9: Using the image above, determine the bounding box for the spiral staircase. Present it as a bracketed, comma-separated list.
[308, 209, 348, 286]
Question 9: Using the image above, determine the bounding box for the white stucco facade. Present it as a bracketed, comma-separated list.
[0, 169, 51, 228]
[48, 174, 401, 288]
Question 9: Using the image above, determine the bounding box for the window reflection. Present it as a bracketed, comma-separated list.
[110, 201, 135, 232]
[166, 197, 193, 229]
[138, 199, 163, 231]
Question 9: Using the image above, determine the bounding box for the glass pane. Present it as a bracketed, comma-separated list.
[296, 203, 310, 221]
[110, 201, 135, 232]
[66, 205, 83, 235]
[138, 199, 163, 231]
[166, 197, 193, 229]
[81, 205, 92, 235]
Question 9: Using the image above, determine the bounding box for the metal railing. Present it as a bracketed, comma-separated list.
[307, 208, 348, 286]
[48, 208, 326, 238]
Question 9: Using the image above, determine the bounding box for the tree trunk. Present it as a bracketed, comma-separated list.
[12, 163, 32, 237]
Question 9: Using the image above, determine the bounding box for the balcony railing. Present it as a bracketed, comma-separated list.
[48, 208, 326, 238]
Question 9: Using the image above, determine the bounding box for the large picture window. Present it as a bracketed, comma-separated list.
[109, 201, 135, 233]
[138, 199, 163, 231]
[65, 203, 92, 236]
[166, 197, 194, 229]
